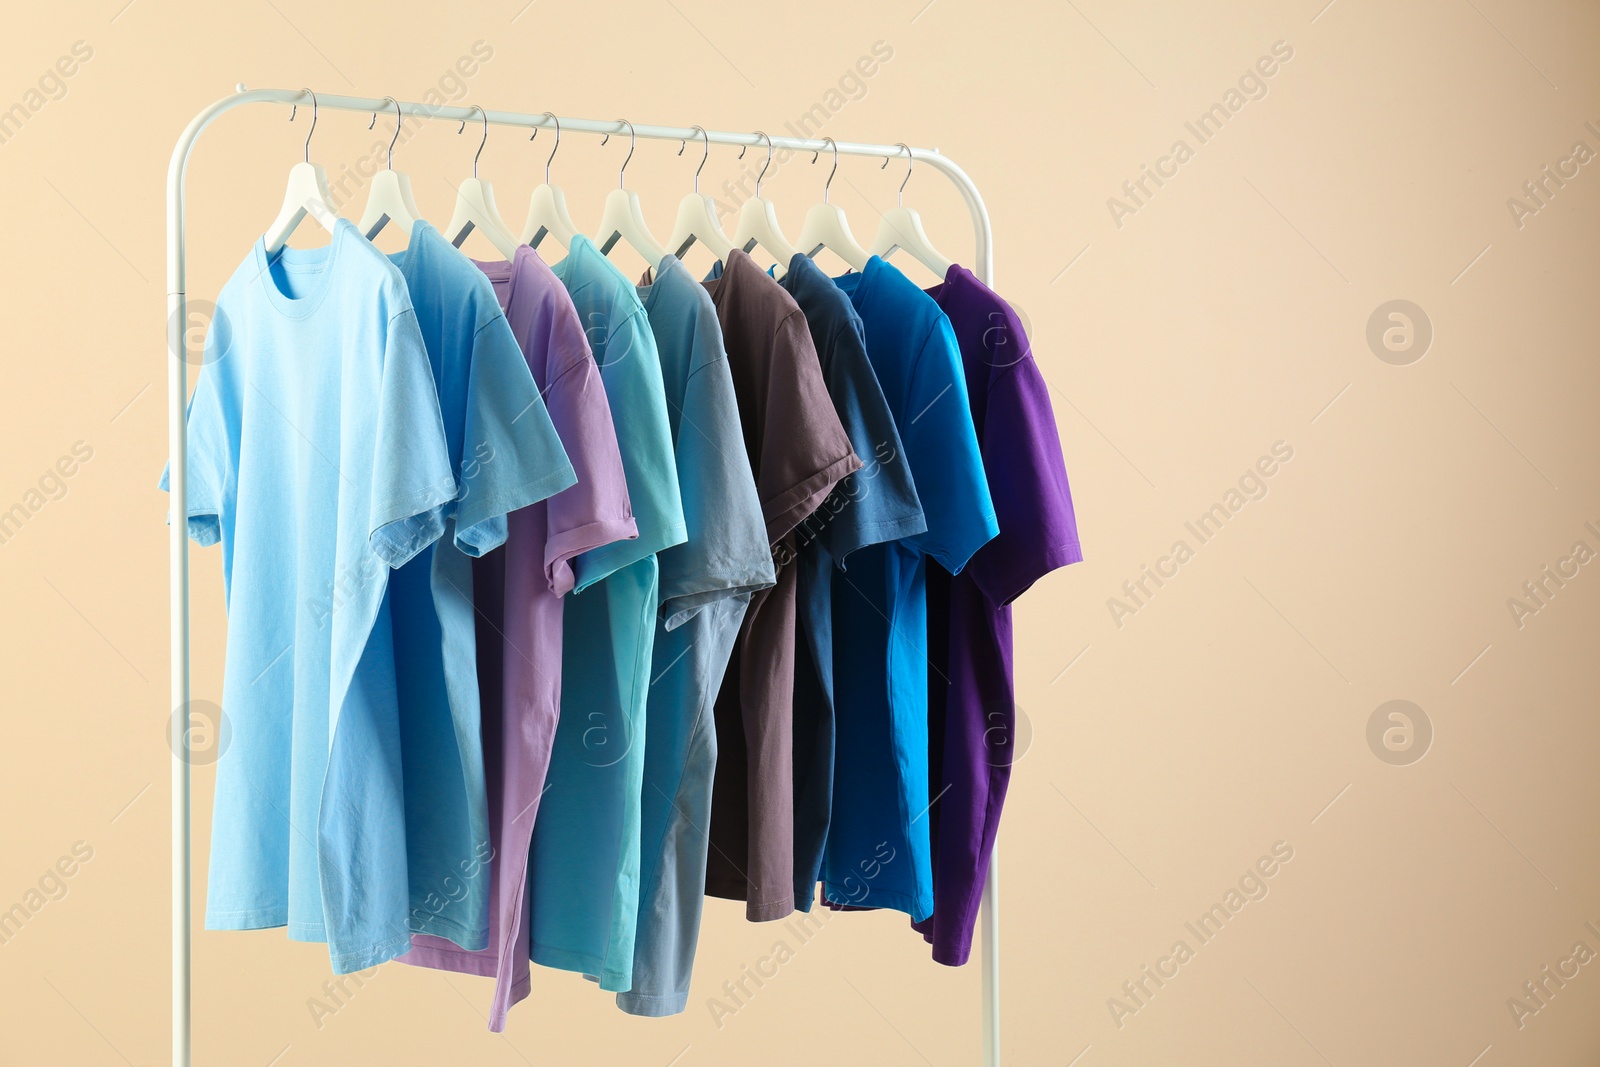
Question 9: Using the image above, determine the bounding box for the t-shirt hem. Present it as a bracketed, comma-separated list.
[204, 905, 288, 930]
[454, 465, 581, 557]
[988, 539, 1084, 605]
[530, 941, 628, 987]
[658, 576, 771, 631]
[763, 452, 864, 546]
[408, 914, 489, 952]
[923, 510, 1000, 577]
[326, 931, 414, 974]
[705, 879, 796, 922]
[820, 881, 932, 922]
[371, 476, 460, 568]
[572, 520, 688, 594]
[832, 510, 929, 570]
[398, 942, 498, 977]
[547, 514, 640, 596]
[616, 989, 691, 1017]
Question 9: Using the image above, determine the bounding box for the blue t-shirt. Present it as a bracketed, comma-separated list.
[164, 219, 459, 971]
[622, 254, 774, 1014]
[529, 235, 688, 990]
[822, 256, 997, 921]
[385, 221, 575, 951]
[777, 253, 925, 909]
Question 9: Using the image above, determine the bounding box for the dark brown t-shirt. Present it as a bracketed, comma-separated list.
[701, 250, 861, 920]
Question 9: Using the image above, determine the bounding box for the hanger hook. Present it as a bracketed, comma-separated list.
[457, 104, 489, 179]
[368, 96, 402, 170]
[817, 136, 839, 205]
[529, 112, 560, 185]
[289, 87, 317, 164]
[881, 142, 914, 208]
[678, 125, 710, 195]
[752, 131, 774, 197]
[599, 119, 636, 190]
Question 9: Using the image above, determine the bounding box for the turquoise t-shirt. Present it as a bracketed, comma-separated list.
[165, 219, 459, 971]
[823, 256, 998, 922]
[528, 235, 688, 990]
[384, 221, 575, 951]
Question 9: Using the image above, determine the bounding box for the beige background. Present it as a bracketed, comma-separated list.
[1, 0, 1597, 1064]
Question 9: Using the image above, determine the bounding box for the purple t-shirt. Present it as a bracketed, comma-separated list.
[915, 264, 1081, 965]
[400, 244, 637, 1030]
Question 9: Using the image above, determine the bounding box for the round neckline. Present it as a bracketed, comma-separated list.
[253, 219, 347, 319]
[470, 242, 534, 310]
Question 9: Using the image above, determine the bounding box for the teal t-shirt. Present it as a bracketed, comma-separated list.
[528, 235, 688, 990]
[164, 219, 459, 972]
[384, 221, 575, 951]
[823, 256, 997, 922]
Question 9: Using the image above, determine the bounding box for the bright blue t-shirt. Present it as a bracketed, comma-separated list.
[164, 219, 459, 971]
[778, 253, 926, 910]
[384, 221, 575, 951]
[822, 256, 997, 922]
[529, 235, 688, 991]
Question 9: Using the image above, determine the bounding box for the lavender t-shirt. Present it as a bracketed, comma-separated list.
[400, 244, 637, 1032]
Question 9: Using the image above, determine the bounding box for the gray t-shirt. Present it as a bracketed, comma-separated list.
[622, 255, 775, 1013]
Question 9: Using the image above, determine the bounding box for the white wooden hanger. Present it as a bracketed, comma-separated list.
[869, 143, 954, 278]
[263, 89, 340, 256]
[519, 112, 579, 251]
[443, 105, 521, 261]
[666, 125, 735, 264]
[356, 97, 422, 241]
[593, 119, 667, 265]
[795, 137, 871, 272]
[731, 131, 797, 275]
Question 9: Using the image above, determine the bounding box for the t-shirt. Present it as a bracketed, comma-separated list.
[163, 219, 458, 972]
[823, 255, 997, 922]
[382, 221, 576, 955]
[528, 234, 687, 990]
[776, 253, 925, 910]
[702, 249, 861, 921]
[401, 242, 637, 1032]
[914, 265, 1081, 965]
[620, 254, 775, 1016]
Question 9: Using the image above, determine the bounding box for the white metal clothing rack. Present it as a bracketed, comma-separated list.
[165, 85, 1001, 1067]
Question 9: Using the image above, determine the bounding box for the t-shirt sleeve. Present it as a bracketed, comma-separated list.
[571, 306, 686, 593]
[157, 322, 233, 548]
[541, 301, 639, 597]
[966, 355, 1083, 606]
[818, 319, 926, 567]
[368, 307, 458, 568]
[903, 314, 998, 573]
[453, 311, 578, 557]
[755, 309, 863, 545]
[656, 346, 776, 630]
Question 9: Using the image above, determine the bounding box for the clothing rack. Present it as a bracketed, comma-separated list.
[164, 85, 1001, 1067]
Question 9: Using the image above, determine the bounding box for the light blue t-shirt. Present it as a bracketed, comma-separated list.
[384, 221, 576, 951]
[621, 255, 774, 1015]
[528, 235, 688, 990]
[823, 256, 998, 922]
[165, 219, 459, 972]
